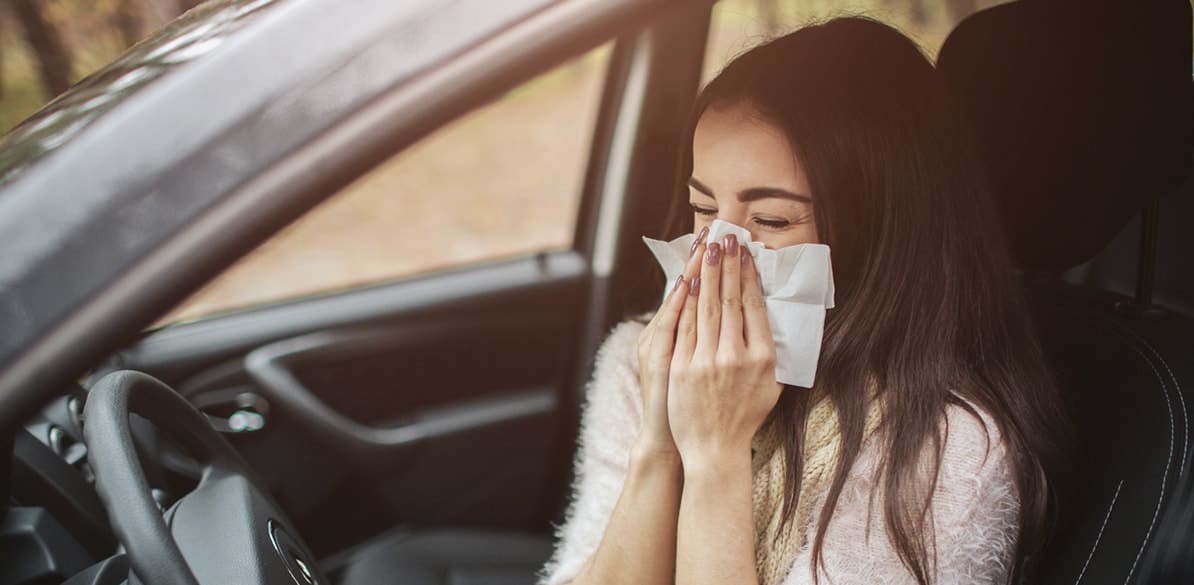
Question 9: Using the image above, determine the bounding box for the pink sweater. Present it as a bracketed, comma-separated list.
[537, 318, 1021, 585]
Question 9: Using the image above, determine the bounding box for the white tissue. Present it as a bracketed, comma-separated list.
[642, 218, 835, 388]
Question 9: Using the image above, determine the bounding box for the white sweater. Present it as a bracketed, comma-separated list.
[537, 318, 1022, 585]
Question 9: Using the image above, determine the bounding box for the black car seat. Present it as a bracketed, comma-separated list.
[937, 1, 1194, 583]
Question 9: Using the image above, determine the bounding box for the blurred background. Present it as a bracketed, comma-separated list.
[0, 0, 205, 131]
[0, 0, 1006, 325]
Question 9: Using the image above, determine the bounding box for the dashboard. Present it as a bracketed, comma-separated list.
[6, 384, 199, 584]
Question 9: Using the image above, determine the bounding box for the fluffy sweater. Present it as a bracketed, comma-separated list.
[537, 318, 1022, 585]
[750, 382, 884, 585]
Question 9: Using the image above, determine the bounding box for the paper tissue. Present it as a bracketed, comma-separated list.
[641, 219, 835, 388]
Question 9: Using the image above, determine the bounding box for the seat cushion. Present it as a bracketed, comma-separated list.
[328, 529, 553, 585]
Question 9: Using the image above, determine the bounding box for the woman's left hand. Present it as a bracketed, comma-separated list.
[667, 234, 784, 467]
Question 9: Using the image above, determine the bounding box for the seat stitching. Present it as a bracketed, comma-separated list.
[1074, 479, 1124, 585]
[1137, 341, 1188, 478]
[1091, 318, 1175, 585]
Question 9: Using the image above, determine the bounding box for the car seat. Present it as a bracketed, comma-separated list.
[937, 0, 1194, 583]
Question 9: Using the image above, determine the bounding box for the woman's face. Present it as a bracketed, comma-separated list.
[689, 104, 818, 248]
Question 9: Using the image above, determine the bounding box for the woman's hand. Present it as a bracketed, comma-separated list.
[668, 234, 784, 467]
[634, 227, 711, 460]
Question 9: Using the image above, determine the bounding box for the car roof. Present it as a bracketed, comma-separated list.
[0, 0, 675, 426]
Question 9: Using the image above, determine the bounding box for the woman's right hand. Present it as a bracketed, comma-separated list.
[634, 226, 710, 459]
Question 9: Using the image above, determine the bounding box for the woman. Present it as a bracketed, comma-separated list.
[537, 17, 1068, 585]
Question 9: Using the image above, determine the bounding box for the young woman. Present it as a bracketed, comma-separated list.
[537, 17, 1068, 585]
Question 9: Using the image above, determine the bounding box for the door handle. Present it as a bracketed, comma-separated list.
[243, 330, 556, 460]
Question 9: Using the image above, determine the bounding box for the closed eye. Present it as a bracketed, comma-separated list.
[754, 217, 789, 229]
[689, 203, 716, 216]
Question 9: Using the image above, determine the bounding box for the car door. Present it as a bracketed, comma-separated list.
[102, 4, 713, 559]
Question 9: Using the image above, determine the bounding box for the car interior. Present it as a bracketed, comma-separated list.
[2, 0, 1193, 584]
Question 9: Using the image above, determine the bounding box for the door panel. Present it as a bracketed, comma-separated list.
[123, 253, 588, 556]
[251, 319, 559, 430]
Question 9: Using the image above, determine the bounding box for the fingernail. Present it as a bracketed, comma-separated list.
[672, 275, 685, 293]
[706, 242, 722, 265]
[689, 276, 701, 296]
[689, 226, 709, 257]
[725, 234, 738, 257]
[742, 250, 750, 264]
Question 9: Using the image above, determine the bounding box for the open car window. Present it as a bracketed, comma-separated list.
[156, 42, 614, 325]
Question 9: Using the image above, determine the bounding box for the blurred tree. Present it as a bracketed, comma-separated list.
[880, 0, 928, 26]
[0, 13, 6, 100]
[948, 0, 978, 21]
[141, 0, 183, 29]
[757, 0, 781, 34]
[12, 0, 73, 96]
[906, 0, 928, 25]
[111, 0, 145, 47]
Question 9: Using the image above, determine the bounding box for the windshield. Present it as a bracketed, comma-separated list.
[0, 0, 282, 188]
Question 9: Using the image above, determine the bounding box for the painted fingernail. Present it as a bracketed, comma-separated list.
[672, 275, 685, 293]
[725, 234, 738, 257]
[706, 242, 722, 265]
[689, 276, 701, 296]
[689, 226, 709, 257]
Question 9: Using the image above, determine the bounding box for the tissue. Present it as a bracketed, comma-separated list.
[642, 219, 835, 388]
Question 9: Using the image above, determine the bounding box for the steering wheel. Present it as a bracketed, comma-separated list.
[83, 370, 326, 585]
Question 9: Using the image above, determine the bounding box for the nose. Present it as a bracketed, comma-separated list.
[713, 213, 758, 243]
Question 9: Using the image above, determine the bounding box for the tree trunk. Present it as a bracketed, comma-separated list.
[11, 0, 72, 97]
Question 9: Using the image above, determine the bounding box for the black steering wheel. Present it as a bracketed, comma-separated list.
[83, 370, 326, 585]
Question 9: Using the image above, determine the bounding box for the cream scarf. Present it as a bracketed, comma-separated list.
[750, 386, 885, 585]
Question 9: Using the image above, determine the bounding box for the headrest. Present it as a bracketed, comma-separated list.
[938, 0, 1193, 271]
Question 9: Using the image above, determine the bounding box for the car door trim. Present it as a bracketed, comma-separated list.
[245, 329, 556, 459]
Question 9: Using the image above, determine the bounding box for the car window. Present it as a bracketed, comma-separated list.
[703, 0, 1011, 80]
[158, 42, 613, 325]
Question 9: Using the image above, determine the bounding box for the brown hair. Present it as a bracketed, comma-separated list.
[651, 17, 1072, 585]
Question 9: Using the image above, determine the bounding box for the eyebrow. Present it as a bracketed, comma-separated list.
[688, 176, 812, 204]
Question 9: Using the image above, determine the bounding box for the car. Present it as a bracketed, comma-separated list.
[0, 0, 1191, 584]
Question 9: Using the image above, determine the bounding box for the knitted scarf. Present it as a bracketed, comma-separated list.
[750, 386, 885, 585]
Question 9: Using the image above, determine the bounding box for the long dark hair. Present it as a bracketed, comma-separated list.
[652, 17, 1071, 585]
